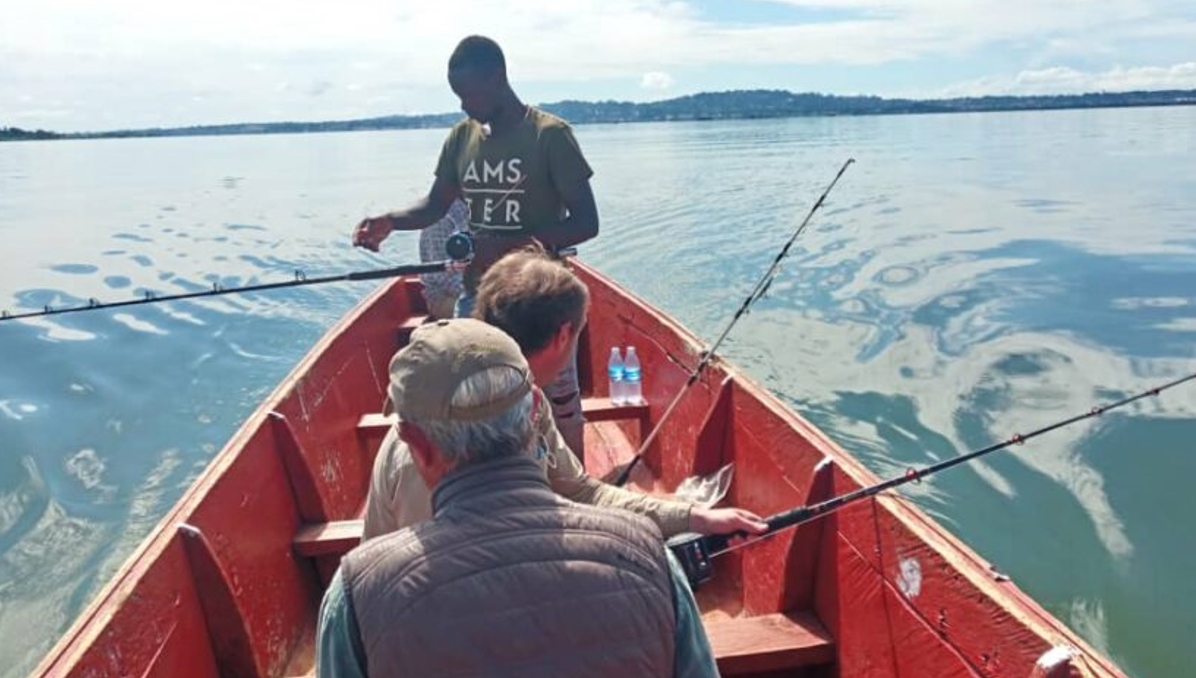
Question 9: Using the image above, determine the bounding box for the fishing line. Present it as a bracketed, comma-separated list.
[0, 234, 475, 323]
[668, 369, 1196, 586]
[613, 158, 855, 486]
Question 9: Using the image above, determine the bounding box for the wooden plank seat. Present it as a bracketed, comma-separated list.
[706, 611, 835, 675]
[395, 315, 428, 344]
[356, 412, 394, 437]
[293, 519, 364, 558]
[578, 397, 649, 423]
[356, 398, 649, 437]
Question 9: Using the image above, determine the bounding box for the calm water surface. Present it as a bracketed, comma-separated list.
[1, 106, 1195, 677]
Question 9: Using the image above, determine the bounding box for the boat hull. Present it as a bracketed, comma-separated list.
[31, 264, 1123, 678]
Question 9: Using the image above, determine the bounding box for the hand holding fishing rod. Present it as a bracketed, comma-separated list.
[0, 232, 476, 323]
[613, 158, 855, 487]
[668, 369, 1196, 588]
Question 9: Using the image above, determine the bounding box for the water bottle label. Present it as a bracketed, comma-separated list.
[624, 368, 641, 382]
[608, 368, 624, 381]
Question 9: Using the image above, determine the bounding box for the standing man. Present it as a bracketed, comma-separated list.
[353, 34, 597, 454]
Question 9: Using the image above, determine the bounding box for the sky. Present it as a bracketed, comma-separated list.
[2, 0, 1195, 132]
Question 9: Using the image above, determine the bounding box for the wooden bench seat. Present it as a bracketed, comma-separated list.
[395, 315, 427, 343]
[578, 397, 649, 423]
[706, 611, 835, 675]
[356, 398, 649, 437]
[293, 519, 364, 558]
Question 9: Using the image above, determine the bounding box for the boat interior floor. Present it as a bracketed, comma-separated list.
[288, 407, 835, 677]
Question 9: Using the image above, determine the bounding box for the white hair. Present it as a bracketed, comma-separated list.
[409, 365, 536, 468]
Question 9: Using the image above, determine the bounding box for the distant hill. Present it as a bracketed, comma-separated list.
[0, 127, 63, 141]
[4, 88, 1195, 142]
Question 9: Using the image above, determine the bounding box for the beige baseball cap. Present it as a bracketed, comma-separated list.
[388, 318, 531, 422]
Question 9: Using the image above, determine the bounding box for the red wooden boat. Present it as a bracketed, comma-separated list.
[30, 262, 1125, 678]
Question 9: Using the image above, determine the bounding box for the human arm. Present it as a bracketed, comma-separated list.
[556, 461, 767, 539]
[353, 126, 466, 252]
[316, 569, 369, 678]
[536, 125, 598, 251]
[540, 402, 766, 537]
[541, 405, 692, 536]
[688, 506, 768, 538]
[353, 174, 460, 252]
[666, 550, 720, 678]
[537, 174, 597, 250]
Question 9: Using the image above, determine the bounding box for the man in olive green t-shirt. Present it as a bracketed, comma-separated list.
[352, 35, 598, 454]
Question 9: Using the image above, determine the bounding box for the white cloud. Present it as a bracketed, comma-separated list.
[307, 80, 336, 97]
[641, 71, 675, 90]
[2, 0, 1194, 129]
[942, 62, 1196, 97]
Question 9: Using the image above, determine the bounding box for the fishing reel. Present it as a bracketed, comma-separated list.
[667, 532, 725, 588]
[443, 230, 577, 262]
[445, 231, 475, 262]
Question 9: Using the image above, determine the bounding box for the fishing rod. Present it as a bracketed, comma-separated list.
[613, 158, 855, 487]
[668, 368, 1196, 588]
[0, 233, 476, 322]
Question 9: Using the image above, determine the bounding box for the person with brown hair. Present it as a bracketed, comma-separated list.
[363, 246, 767, 541]
[473, 244, 589, 452]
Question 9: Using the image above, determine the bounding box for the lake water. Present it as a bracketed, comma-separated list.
[2, 106, 1195, 677]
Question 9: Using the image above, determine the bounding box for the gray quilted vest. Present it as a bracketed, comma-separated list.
[342, 456, 677, 678]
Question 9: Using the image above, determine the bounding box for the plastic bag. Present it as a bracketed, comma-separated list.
[673, 463, 735, 507]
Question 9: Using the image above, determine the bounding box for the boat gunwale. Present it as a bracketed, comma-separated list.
[577, 260, 1124, 676]
[30, 279, 398, 676]
[32, 262, 1125, 677]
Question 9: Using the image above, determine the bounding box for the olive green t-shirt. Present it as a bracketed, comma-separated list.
[434, 107, 593, 238]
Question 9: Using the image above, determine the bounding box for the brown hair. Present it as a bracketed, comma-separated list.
[473, 246, 589, 355]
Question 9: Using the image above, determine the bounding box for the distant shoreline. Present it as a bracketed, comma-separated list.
[3, 87, 1194, 142]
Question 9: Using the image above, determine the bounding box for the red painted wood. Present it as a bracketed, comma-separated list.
[706, 611, 835, 675]
[30, 263, 1131, 678]
[272, 412, 330, 523]
[777, 458, 837, 612]
[179, 523, 261, 678]
[583, 420, 640, 483]
[356, 412, 393, 434]
[691, 375, 734, 476]
[293, 520, 365, 558]
[53, 538, 220, 678]
[579, 397, 650, 423]
[354, 398, 646, 438]
[30, 279, 410, 678]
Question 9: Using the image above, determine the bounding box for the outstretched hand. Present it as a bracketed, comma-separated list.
[688, 506, 768, 537]
[353, 216, 394, 252]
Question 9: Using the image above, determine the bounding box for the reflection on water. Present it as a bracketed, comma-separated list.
[2, 107, 1196, 677]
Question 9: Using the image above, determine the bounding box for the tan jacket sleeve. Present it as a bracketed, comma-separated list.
[362, 427, 434, 541]
[537, 397, 693, 537]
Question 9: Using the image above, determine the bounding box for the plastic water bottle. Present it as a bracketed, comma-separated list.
[607, 347, 626, 405]
[623, 346, 644, 405]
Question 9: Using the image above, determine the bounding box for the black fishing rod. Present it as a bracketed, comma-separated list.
[614, 158, 855, 487]
[668, 368, 1196, 587]
[0, 233, 475, 322]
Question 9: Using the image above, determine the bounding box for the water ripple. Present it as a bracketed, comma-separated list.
[3, 109, 1196, 678]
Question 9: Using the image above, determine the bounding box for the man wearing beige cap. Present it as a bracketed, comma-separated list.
[316, 319, 718, 678]
[362, 246, 768, 542]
